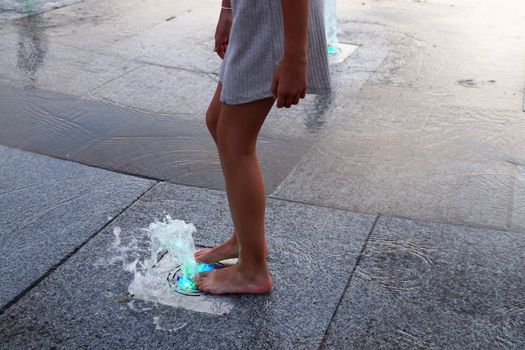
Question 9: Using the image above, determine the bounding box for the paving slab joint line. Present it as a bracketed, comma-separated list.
[268, 195, 378, 217]
[0, 180, 159, 316]
[505, 165, 518, 230]
[87, 63, 144, 95]
[130, 60, 219, 79]
[271, 194, 525, 235]
[318, 214, 380, 350]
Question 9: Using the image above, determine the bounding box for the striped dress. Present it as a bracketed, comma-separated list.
[218, 0, 332, 105]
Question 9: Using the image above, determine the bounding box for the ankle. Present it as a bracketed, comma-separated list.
[227, 231, 237, 243]
[237, 259, 270, 278]
[226, 235, 237, 248]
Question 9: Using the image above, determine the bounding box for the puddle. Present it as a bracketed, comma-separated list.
[0, 83, 313, 193]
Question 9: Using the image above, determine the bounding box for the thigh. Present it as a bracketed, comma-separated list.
[217, 97, 275, 152]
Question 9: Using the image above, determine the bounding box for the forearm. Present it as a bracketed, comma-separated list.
[222, 0, 231, 7]
[280, 0, 309, 63]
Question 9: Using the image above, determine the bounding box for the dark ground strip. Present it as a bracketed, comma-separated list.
[0, 180, 158, 315]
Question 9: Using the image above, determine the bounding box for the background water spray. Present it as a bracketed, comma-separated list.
[324, 0, 338, 54]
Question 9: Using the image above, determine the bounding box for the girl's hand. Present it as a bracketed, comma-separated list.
[214, 9, 232, 59]
[271, 56, 308, 108]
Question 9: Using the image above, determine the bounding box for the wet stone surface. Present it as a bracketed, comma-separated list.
[321, 216, 525, 349]
[0, 145, 156, 309]
[0, 38, 141, 96]
[0, 181, 375, 349]
[0, 0, 82, 20]
[89, 62, 218, 117]
[0, 82, 313, 194]
[271, 123, 518, 232]
[103, 8, 220, 74]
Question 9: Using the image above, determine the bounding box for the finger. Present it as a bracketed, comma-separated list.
[276, 92, 285, 108]
[271, 75, 278, 99]
[292, 95, 300, 105]
[283, 95, 292, 108]
[300, 89, 306, 99]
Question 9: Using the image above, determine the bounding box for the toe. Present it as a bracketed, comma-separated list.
[197, 282, 207, 292]
[194, 272, 209, 287]
[196, 279, 209, 292]
[194, 277, 200, 288]
[194, 248, 208, 257]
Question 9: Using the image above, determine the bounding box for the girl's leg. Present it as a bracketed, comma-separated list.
[195, 96, 275, 294]
[195, 82, 268, 264]
[194, 82, 239, 263]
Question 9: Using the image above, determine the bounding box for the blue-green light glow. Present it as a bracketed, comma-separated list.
[327, 45, 338, 55]
[176, 274, 196, 290]
[197, 263, 215, 273]
[176, 263, 218, 291]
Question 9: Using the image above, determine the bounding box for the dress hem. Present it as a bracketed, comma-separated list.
[220, 86, 333, 105]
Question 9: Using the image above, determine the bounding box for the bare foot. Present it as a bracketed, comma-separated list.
[194, 236, 238, 263]
[194, 235, 269, 263]
[194, 264, 272, 295]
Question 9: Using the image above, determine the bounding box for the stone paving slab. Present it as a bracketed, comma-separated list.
[0, 0, 195, 51]
[321, 216, 525, 349]
[0, 145, 156, 309]
[272, 117, 518, 232]
[0, 181, 376, 349]
[45, 0, 206, 52]
[104, 7, 219, 74]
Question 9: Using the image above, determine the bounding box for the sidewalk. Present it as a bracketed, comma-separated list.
[1, 145, 524, 349]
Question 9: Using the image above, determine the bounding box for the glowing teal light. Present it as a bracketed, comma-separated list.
[176, 274, 196, 290]
[197, 263, 215, 273]
[327, 45, 338, 55]
[176, 263, 218, 291]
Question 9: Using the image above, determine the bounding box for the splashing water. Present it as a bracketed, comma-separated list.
[109, 214, 235, 315]
[125, 214, 218, 297]
[147, 214, 199, 281]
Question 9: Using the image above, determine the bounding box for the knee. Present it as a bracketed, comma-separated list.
[216, 126, 256, 158]
[205, 106, 219, 139]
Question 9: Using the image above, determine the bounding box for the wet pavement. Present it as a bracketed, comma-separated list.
[1, 0, 524, 348]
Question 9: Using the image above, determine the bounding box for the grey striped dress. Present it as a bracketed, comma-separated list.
[218, 0, 332, 105]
